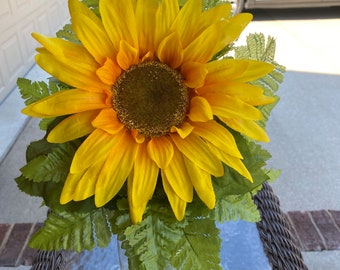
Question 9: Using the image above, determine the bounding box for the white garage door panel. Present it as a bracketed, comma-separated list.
[0, 0, 69, 102]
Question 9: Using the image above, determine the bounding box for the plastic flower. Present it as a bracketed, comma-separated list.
[22, 0, 275, 223]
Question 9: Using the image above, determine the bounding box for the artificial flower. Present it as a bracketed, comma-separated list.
[22, 0, 275, 223]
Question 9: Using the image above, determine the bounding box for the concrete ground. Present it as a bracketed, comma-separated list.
[1, 6, 340, 270]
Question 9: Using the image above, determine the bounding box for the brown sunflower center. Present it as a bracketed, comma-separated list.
[112, 61, 189, 137]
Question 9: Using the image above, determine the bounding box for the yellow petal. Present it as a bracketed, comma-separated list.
[170, 122, 194, 139]
[187, 96, 213, 122]
[181, 62, 208, 89]
[203, 93, 263, 120]
[183, 157, 215, 209]
[60, 172, 85, 204]
[69, 0, 115, 65]
[117, 40, 139, 71]
[70, 129, 121, 173]
[100, 0, 138, 52]
[34, 53, 109, 92]
[161, 172, 187, 221]
[191, 120, 242, 159]
[147, 136, 174, 169]
[95, 130, 138, 207]
[135, 0, 158, 57]
[128, 174, 147, 224]
[157, 32, 183, 69]
[92, 108, 124, 135]
[170, 0, 201, 47]
[48, 110, 99, 143]
[207, 141, 252, 182]
[96, 57, 121, 85]
[130, 143, 158, 207]
[214, 13, 253, 53]
[73, 161, 104, 201]
[221, 117, 270, 142]
[182, 22, 221, 64]
[162, 147, 193, 202]
[22, 89, 109, 118]
[170, 133, 223, 177]
[205, 59, 274, 85]
[155, 0, 179, 47]
[198, 3, 231, 32]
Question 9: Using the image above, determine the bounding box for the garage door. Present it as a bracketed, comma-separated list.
[0, 0, 69, 102]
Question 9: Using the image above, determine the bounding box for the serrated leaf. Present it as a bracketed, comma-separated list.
[29, 208, 114, 252]
[56, 24, 80, 43]
[171, 217, 221, 270]
[17, 78, 49, 105]
[20, 143, 76, 183]
[212, 193, 260, 223]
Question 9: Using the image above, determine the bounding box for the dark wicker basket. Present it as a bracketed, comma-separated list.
[31, 182, 308, 270]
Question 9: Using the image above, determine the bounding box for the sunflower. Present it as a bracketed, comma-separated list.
[22, 0, 275, 223]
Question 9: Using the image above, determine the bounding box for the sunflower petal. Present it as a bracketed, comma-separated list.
[130, 143, 158, 207]
[170, 0, 201, 47]
[203, 93, 263, 120]
[100, 0, 138, 52]
[60, 172, 85, 204]
[157, 32, 183, 69]
[182, 22, 221, 63]
[181, 62, 208, 89]
[70, 129, 121, 173]
[48, 110, 99, 143]
[187, 96, 213, 122]
[205, 59, 274, 85]
[192, 120, 243, 159]
[96, 57, 121, 85]
[128, 173, 148, 224]
[170, 133, 223, 177]
[170, 122, 194, 139]
[73, 161, 104, 201]
[34, 53, 109, 92]
[135, 0, 158, 57]
[221, 117, 270, 142]
[22, 89, 109, 118]
[147, 136, 174, 169]
[161, 172, 187, 221]
[163, 147, 193, 202]
[214, 13, 253, 52]
[155, 0, 179, 47]
[91, 108, 124, 135]
[95, 130, 138, 207]
[183, 157, 215, 209]
[117, 40, 139, 71]
[69, 0, 114, 65]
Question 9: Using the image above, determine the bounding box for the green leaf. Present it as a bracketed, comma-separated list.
[20, 143, 76, 183]
[17, 78, 49, 105]
[171, 217, 221, 270]
[29, 208, 114, 252]
[56, 24, 79, 43]
[212, 193, 260, 223]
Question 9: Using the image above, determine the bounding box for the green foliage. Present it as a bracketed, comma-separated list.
[29, 208, 114, 252]
[212, 193, 260, 223]
[56, 24, 79, 43]
[112, 200, 221, 270]
[17, 78, 50, 105]
[20, 143, 76, 183]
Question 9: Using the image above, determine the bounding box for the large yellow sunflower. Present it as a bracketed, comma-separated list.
[23, 0, 275, 223]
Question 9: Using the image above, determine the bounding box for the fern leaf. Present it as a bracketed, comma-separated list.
[29, 208, 114, 252]
[212, 193, 260, 223]
[17, 78, 49, 105]
[20, 143, 76, 183]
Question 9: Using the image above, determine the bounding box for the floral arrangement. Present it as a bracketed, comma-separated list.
[17, 0, 285, 268]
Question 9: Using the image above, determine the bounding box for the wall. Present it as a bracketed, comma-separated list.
[0, 0, 69, 102]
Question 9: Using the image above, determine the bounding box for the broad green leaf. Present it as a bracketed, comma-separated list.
[29, 208, 114, 252]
